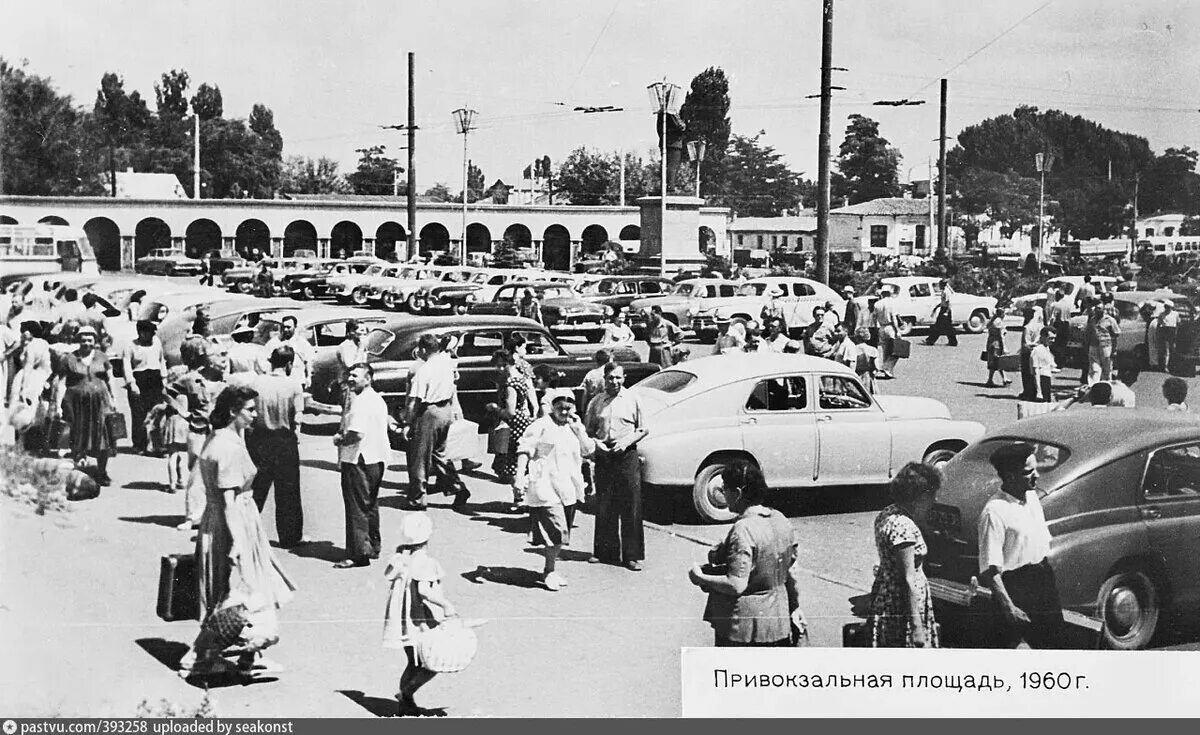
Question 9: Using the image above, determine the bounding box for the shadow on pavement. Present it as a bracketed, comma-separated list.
[460, 564, 544, 589]
[522, 547, 593, 563]
[283, 540, 346, 563]
[122, 480, 167, 492]
[120, 514, 184, 528]
[467, 512, 529, 536]
[299, 459, 340, 473]
[337, 690, 396, 718]
[136, 637, 189, 672]
[300, 421, 338, 437]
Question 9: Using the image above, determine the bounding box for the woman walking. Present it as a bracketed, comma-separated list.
[600, 310, 635, 348]
[687, 463, 804, 647]
[9, 321, 53, 439]
[58, 326, 117, 485]
[864, 462, 941, 648]
[180, 385, 295, 678]
[490, 350, 536, 504]
[122, 320, 168, 455]
[166, 339, 223, 525]
[984, 307, 1012, 388]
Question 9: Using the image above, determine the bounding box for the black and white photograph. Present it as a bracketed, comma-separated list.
[2, 0, 1200, 719]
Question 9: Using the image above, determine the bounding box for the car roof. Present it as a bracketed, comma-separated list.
[662, 353, 856, 384]
[260, 306, 382, 324]
[373, 314, 545, 332]
[1112, 290, 1183, 302]
[202, 298, 297, 318]
[881, 276, 936, 285]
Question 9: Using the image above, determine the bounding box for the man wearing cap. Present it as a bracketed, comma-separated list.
[760, 286, 789, 336]
[585, 363, 649, 571]
[400, 334, 468, 511]
[333, 363, 393, 568]
[872, 286, 901, 379]
[840, 286, 860, 333]
[978, 443, 1064, 648]
[226, 324, 264, 387]
[249, 345, 309, 548]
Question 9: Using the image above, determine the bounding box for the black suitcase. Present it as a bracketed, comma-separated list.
[1169, 355, 1198, 378]
[843, 621, 868, 648]
[157, 553, 199, 622]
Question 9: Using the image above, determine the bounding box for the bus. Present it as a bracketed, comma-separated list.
[0, 224, 100, 281]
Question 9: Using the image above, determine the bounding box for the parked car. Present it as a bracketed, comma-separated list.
[221, 257, 327, 295]
[629, 353, 985, 522]
[628, 278, 739, 338]
[282, 256, 384, 300]
[159, 297, 299, 367]
[468, 282, 612, 342]
[576, 275, 677, 314]
[137, 289, 245, 324]
[134, 249, 204, 277]
[926, 411, 1200, 650]
[328, 263, 393, 304]
[1007, 275, 1120, 328]
[372, 265, 454, 310]
[202, 250, 249, 276]
[858, 276, 996, 335]
[307, 315, 660, 421]
[349, 263, 421, 308]
[1064, 290, 1196, 370]
[689, 276, 845, 342]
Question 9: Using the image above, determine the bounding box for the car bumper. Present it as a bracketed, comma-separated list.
[691, 316, 720, 336]
[550, 320, 605, 334]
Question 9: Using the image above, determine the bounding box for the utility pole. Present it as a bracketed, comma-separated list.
[0, 70, 5, 196]
[407, 52, 417, 261]
[815, 0, 833, 285]
[1036, 152, 1046, 263]
[927, 156, 934, 254]
[619, 153, 626, 206]
[936, 78, 948, 259]
[193, 113, 201, 199]
[1131, 172, 1140, 261]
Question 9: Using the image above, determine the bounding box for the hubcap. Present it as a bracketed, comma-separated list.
[1106, 585, 1142, 635]
[705, 476, 729, 511]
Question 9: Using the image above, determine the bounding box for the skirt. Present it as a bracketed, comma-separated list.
[61, 384, 113, 457]
[196, 491, 296, 623]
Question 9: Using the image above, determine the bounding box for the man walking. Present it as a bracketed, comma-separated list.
[924, 280, 958, 346]
[872, 286, 901, 379]
[249, 345, 308, 547]
[585, 363, 649, 571]
[979, 443, 1064, 649]
[1086, 302, 1120, 383]
[333, 363, 392, 568]
[401, 334, 468, 511]
[1157, 300, 1179, 371]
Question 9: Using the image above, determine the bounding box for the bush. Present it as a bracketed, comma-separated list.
[0, 447, 68, 514]
[136, 692, 216, 718]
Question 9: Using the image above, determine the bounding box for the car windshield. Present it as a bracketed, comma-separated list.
[636, 369, 697, 394]
[953, 438, 1073, 495]
[539, 287, 573, 299]
[674, 284, 695, 297]
[738, 283, 767, 296]
[443, 271, 470, 283]
[363, 328, 395, 356]
[364, 265, 385, 276]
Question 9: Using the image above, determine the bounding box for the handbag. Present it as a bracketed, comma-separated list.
[487, 423, 512, 454]
[842, 621, 869, 648]
[415, 617, 478, 673]
[105, 411, 128, 441]
[891, 337, 912, 359]
[979, 350, 989, 362]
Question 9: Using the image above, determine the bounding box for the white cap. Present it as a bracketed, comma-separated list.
[396, 511, 432, 546]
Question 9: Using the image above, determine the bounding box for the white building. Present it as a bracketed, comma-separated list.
[111, 169, 187, 199]
[1137, 212, 1187, 238]
[829, 197, 936, 260]
[727, 213, 818, 254]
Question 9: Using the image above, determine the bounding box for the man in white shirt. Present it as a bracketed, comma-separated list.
[261, 315, 314, 388]
[335, 320, 369, 409]
[1156, 301, 1179, 370]
[225, 324, 265, 388]
[333, 363, 393, 568]
[978, 442, 1064, 648]
[249, 345, 309, 548]
[871, 287, 901, 379]
[401, 334, 467, 510]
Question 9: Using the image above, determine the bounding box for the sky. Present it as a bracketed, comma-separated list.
[5, 0, 1200, 192]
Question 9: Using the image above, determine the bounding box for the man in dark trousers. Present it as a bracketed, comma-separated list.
[584, 363, 649, 571]
[400, 334, 468, 511]
[248, 345, 308, 547]
[924, 280, 958, 346]
[978, 442, 1064, 648]
[333, 363, 393, 568]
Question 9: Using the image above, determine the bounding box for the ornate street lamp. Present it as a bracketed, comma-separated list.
[647, 80, 681, 275]
[452, 107, 477, 264]
[686, 140, 707, 199]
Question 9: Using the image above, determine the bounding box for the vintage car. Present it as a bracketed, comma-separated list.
[1063, 290, 1195, 371]
[136, 288, 244, 324]
[373, 265, 463, 310]
[308, 315, 660, 421]
[1007, 275, 1120, 328]
[282, 256, 384, 300]
[688, 277, 845, 342]
[629, 353, 985, 522]
[468, 282, 612, 342]
[201, 250, 249, 276]
[857, 276, 996, 335]
[926, 412, 1200, 650]
[327, 263, 393, 304]
[134, 248, 204, 277]
[576, 275, 677, 314]
[220, 257, 327, 295]
[348, 264, 426, 308]
[628, 278, 740, 337]
[158, 297, 299, 367]
[254, 306, 387, 354]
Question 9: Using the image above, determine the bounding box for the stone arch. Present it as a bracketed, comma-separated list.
[284, 220, 318, 257]
[503, 223, 532, 249]
[542, 224, 571, 271]
[83, 217, 121, 272]
[581, 224, 609, 256]
[375, 221, 406, 262]
[1, 215, 19, 225]
[619, 224, 641, 241]
[466, 223, 492, 254]
[699, 225, 716, 253]
[331, 220, 363, 259]
[420, 222, 450, 257]
[236, 219, 270, 259]
[135, 217, 171, 259]
[185, 218, 222, 258]
[38, 215, 69, 226]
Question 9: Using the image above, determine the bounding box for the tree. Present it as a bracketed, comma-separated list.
[952, 167, 1040, 245]
[833, 114, 901, 204]
[281, 155, 350, 194]
[679, 67, 732, 196]
[491, 232, 524, 269]
[1180, 215, 1200, 236]
[190, 83, 223, 120]
[154, 69, 190, 118]
[1140, 147, 1200, 216]
[422, 183, 453, 202]
[249, 104, 282, 158]
[347, 144, 401, 195]
[709, 131, 807, 217]
[554, 147, 617, 205]
[467, 162, 485, 202]
[93, 71, 151, 195]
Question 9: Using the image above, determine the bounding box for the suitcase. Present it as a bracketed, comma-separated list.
[1169, 355, 1198, 378]
[843, 621, 868, 648]
[158, 553, 199, 622]
[891, 337, 912, 359]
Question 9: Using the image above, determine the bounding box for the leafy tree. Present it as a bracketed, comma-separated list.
[467, 162, 485, 202]
[281, 155, 350, 194]
[1181, 215, 1200, 236]
[93, 71, 151, 195]
[1140, 147, 1200, 216]
[554, 146, 617, 205]
[833, 114, 901, 204]
[154, 69, 190, 118]
[190, 83, 223, 121]
[249, 104, 282, 158]
[709, 131, 807, 217]
[347, 144, 401, 195]
[491, 232, 524, 269]
[952, 168, 1040, 245]
[679, 67, 732, 196]
[422, 183, 453, 202]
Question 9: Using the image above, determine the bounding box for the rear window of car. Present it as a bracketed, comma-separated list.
[637, 369, 697, 394]
[955, 438, 1072, 479]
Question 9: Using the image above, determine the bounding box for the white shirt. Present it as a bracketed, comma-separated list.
[516, 416, 594, 508]
[1107, 381, 1136, 408]
[339, 386, 392, 465]
[872, 298, 897, 330]
[1030, 344, 1056, 378]
[261, 335, 315, 383]
[1159, 310, 1180, 328]
[601, 323, 635, 346]
[337, 339, 368, 381]
[978, 489, 1052, 574]
[408, 352, 456, 404]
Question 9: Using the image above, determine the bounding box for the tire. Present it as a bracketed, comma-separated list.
[692, 462, 738, 523]
[1097, 570, 1160, 650]
[381, 292, 396, 311]
[406, 294, 422, 313]
[584, 330, 604, 343]
[351, 289, 368, 306]
[897, 318, 915, 337]
[922, 445, 961, 468]
[304, 286, 318, 300]
[965, 310, 988, 334]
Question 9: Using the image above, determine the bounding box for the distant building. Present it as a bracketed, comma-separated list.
[829, 197, 935, 260]
[483, 179, 511, 205]
[727, 212, 818, 254]
[1137, 212, 1187, 238]
[111, 168, 187, 199]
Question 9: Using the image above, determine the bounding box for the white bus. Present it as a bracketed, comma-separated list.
[0, 224, 100, 280]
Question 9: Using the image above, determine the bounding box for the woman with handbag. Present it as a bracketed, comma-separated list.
[9, 321, 53, 444]
[864, 461, 941, 648]
[687, 462, 806, 647]
[984, 307, 1012, 388]
[57, 325, 117, 485]
[382, 512, 464, 717]
[490, 350, 536, 507]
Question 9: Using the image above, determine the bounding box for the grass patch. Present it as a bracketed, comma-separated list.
[0, 447, 69, 515]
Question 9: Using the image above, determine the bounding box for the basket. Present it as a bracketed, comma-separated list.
[415, 618, 478, 673]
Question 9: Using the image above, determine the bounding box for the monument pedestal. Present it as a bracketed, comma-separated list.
[633, 196, 710, 275]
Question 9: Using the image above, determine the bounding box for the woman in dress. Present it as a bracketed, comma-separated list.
[688, 462, 804, 647]
[984, 307, 1012, 388]
[181, 385, 295, 678]
[167, 338, 223, 526]
[865, 461, 941, 648]
[600, 310, 635, 348]
[9, 321, 53, 425]
[490, 350, 535, 505]
[58, 325, 117, 485]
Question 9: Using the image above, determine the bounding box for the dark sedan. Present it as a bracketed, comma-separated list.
[469, 282, 612, 342]
[926, 411, 1200, 650]
[308, 315, 659, 422]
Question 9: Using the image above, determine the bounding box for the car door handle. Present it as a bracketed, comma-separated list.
[817, 415, 832, 422]
[739, 417, 757, 425]
[1141, 506, 1162, 520]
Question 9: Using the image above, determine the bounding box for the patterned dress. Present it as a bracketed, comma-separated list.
[986, 317, 1006, 371]
[58, 350, 115, 457]
[865, 505, 940, 648]
[500, 373, 534, 479]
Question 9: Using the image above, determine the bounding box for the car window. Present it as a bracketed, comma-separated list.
[746, 376, 808, 412]
[716, 284, 738, 297]
[515, 330, 550, 355]
[793, 283, 816, 297]
[738, 283, 767, 296]
[364, 328, 395, 357]
[496, 288, 517, 302]
[637, 369, 697, 394]
[540, 287, 572, 300]
[1143, 444, 1200, 499]
[488, 275, 506, 285]
[675, 284, 694, 297]
[817, 375, 872, 410]
[909, 284, 932, 298]
[640, 281, 664, 295]
[313, 320, 350, 347]
[457, 330, 505, 358]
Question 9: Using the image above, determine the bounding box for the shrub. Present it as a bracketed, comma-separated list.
[136, 691, 216, 718]
[0, 447, 68, 515]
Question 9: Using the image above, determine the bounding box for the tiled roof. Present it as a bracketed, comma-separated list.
[831, 197, 932, 217]
[282, 193, 445, 204]
[113, 172, 187, 199]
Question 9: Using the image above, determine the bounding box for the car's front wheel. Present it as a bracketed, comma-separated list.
[238, 282, 255, 295]
[922, 443, 963, 468]
[1098, 569, 1160, 650]
[692, 462, 738, 523]
[381, 292, 397, 310]
[351, 289, 368, 306]
[965, 310, 989, 334]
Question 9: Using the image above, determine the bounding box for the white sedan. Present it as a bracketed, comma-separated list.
[629, 353, 986, 522]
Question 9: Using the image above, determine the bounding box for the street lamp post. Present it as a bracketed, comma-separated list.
[647, 80, 682, 276]
[687, 140, 707, 199]
[452, 107, 477, 265]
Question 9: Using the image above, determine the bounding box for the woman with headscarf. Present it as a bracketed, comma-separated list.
[58, 325, 117, 485]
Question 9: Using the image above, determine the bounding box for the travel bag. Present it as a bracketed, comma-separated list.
[891, 337, 912, 359]
[157, 553, 200, 622]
